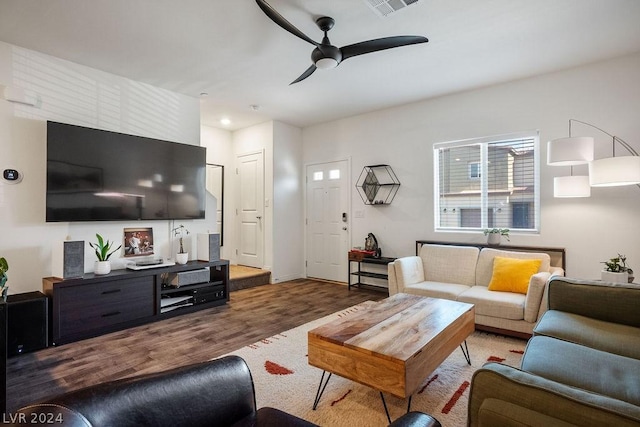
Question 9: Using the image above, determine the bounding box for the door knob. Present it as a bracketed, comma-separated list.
[342, 227, 347, 230]
[256, 216, 262, 220]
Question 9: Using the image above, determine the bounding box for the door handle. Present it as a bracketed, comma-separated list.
[256, 215, 262, 220]
[342, 227, 347, 231]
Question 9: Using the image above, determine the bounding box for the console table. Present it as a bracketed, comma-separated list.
[43, 259, 229, 346]
[348, 252, 395, 292]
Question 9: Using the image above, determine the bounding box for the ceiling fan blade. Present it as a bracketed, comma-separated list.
[341, 35, 428, 62]
[290, 64, 317, 85]
[256, 0, 319, 47]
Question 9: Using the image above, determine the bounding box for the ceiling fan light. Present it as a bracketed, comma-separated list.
[547, 137, 594, 166]
[315, 57, 339, 69]
[589, 156, 640, 187]
[553, 175, 591, 198]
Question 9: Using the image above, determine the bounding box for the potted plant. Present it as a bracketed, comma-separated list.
[173, 225, 190, 264]
[0, 257, 8, 301]
[89, 234, 122, 275]
[601, 253, 633, 284]
[484, 228, 510, 246]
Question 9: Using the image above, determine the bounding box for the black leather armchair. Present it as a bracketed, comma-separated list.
[13, 355, 440, 427]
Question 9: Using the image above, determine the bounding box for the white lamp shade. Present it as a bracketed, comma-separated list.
[553, 175, 591, 198]
[589, 156, 640, 187]
[547, 137, 594, 166]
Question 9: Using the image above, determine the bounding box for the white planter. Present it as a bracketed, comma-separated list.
[601, 270, 628, 284]
[487, 233, 501, 246]
[176, 252, 189, 265]
[94, 260, 111, 275]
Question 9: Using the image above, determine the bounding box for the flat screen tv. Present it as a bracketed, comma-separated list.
[46, 121, 206, 222]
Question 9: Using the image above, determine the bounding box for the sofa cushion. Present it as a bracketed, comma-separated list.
[419, 244, 479, 286]
[394, 256, 425, 288]
[534, 310, 640, 360]
[403, 281, 471, 300]
[487, 257, 542, 294]
[457, 286, 525, 320]
[522, 336, 640, 407]
[476, 248, 550, 287]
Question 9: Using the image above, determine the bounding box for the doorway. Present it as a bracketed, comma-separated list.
[236, 151, 264, 268]
[305, 160, 350, 282]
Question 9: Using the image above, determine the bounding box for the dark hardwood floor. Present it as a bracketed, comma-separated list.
[6, 279, 385, 411]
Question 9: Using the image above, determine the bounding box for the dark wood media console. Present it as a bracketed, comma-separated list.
[43, 259, 229, 346]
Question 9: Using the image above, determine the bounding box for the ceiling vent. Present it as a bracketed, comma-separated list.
[363, 0, 420, 17]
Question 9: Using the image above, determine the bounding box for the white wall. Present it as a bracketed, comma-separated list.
[230, 120, 304, 283]
[0, 41, 206, 294]
[272, 121, 304, 282]
[303, 53, 640, 279]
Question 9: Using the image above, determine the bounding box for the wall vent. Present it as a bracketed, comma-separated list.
[363, 0, 420, 17]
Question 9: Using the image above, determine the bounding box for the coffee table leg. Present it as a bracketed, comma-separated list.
[380, 392, 392, 424]
[312, 371, 332, 410]
[459, 340, 471, 365]
[380, 392, 413, 423]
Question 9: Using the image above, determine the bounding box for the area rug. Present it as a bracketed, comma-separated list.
[226, 304, 526, 427]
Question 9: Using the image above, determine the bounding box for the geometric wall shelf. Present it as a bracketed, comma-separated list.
[356, 164, 401, 205]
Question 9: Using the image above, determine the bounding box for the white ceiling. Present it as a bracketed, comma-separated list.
[1, 0, 640, 131]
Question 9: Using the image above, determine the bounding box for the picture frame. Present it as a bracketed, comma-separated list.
[123, 227, 154, 257]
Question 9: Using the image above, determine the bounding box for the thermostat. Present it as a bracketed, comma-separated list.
[2, 168, 23, 184]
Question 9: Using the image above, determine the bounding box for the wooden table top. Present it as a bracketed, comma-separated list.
[309, 293, 473, 362]
[308, 293, 475, 398]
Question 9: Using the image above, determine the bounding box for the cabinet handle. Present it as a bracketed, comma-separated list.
[102, 289, 121, 295]
[101, 311, 121, 318]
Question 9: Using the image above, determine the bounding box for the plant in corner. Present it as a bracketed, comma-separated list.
[0, 256, 8, 301]
[89, 234, 122, 275]
[483, 228, 510, 245]
[601, 253, 633, 284]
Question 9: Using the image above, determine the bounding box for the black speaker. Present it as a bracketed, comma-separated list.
[52, 240, 84, 279]
[7, 292, 48, 357]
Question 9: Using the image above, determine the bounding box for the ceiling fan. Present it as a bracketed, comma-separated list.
[255, 0, 429, 84]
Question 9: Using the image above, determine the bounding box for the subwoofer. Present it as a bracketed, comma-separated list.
[7, 292, 48, 357]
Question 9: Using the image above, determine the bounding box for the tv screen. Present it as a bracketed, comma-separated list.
[46, 121, 206, 222]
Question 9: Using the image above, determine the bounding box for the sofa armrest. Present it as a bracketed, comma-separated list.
[548, 266, 564, 277]
[547, 277, 640, 327]
[469, 363, 640, 427]
[15, 356, 258, 427]
[523, 272, 549, 323]
[388, 256, 424, 295]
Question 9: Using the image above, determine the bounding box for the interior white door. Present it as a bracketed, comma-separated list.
[306, 160, 349, 282]
[237, 152, 264, 268]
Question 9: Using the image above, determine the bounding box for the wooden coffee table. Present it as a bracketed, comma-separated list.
[308, 293, 475, 421]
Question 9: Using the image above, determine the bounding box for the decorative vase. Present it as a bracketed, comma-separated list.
[94, 260, 111, 275]
[487, 233, 501, 246]
[176, 252, 189, 265]
[601, 270, 628, 284]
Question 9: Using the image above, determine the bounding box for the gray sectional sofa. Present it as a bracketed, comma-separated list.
[468, 277, 640, 426]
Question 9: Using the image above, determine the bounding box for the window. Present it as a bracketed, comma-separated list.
[313, 171, 323, 181]
[434, 131, 540, 233]
[468, 162, 480, 180]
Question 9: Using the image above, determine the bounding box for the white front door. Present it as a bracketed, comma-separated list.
[306, 160, 350, 282]
[237, 151, 264, 268]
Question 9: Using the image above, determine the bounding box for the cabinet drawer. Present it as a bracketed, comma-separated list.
[58, 277, 154, 335]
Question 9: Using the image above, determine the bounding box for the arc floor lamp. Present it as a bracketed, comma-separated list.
[548, 119, 640, 197]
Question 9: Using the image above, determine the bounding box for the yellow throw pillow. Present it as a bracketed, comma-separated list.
[487, 256, 542, 294]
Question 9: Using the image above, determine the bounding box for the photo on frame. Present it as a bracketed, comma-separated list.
[123, 227, 154, 257]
